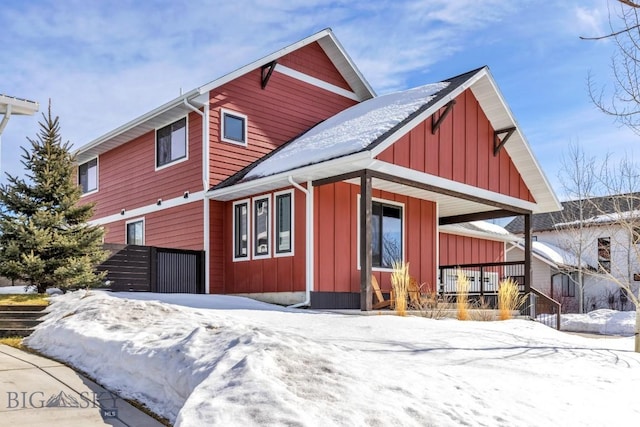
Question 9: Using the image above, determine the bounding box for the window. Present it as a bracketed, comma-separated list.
[253, 196, 270, 258]
[126, 219, 144, 245]
[156, 118, 187, 168]
[597, 237, 611, 273]
[233, 200, 250, 260]
[372, 201, 403, 269]
[221, 109, 247, 145]
[275, 191, 293, 255]
[78, 158, 98, 194]
[560, 275, 576, 297]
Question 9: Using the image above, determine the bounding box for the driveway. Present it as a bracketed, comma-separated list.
[0, 344, 164, 426]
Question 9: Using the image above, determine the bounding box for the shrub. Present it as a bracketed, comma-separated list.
[391, 261, 410, 316]
[456, 269, 471, 320]
[498, 278, 528, 320]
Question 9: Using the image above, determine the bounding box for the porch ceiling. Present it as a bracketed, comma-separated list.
[345, 177, 506, 218]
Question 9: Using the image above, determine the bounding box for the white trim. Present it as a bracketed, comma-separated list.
[220, 108, 248, 146]
[368, 160, 538, 213]
[88, 190, 205, 226]
[273, 189, 295, 258]
[252, 195, 271, 259]
[154, 115, 189, 171]
[356, 195, 406, 272]
[125, 217, 145, 245]
[232, 199, 251, 262]
[207, 151, 373, 201]
[275, 64, 360, 101]
[79, 156, 99, 197]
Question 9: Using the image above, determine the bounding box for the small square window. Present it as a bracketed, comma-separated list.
[126, 219, 144, 246]
[221, 109, 247, 145]
[157, 118, 187, 168]
[78, 158, 98, 194]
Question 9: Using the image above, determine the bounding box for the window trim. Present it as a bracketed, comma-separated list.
[125, 217, 145, 246]
[597, 236, 611, 273]
[232, 199, 251, 262]
[356, 196, 405, 272]
[220, 108, 248, 146]
[273, 189, 294, 257]
[78, 156, 99, 196]
[155, 116, 189, 171]
[252, 195, 271, 259]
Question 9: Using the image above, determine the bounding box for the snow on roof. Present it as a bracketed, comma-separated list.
[554, 210, 640, 228]
[529, 240, 595, 269]
[469, 220, 511, 235]
[244, 82, 449, 180]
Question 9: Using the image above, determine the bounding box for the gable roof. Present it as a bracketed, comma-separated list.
[505, 192, 640, 233]
[75, 28, 375, 164]
[209, 67, 561, 216]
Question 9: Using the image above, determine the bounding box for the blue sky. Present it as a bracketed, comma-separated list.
[0, 0, 636, 197]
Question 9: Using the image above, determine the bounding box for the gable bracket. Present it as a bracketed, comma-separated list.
[261, 61, 278, 89]
[431, 100, 456, 135]
[493, 127, 516, 156]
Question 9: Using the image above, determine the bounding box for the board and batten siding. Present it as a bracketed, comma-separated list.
[217, 187, 306, 295]
[208, 43, 358, 186]
[313, 182, 438, 294]
[438, 233, 504, 266]
[103, 202, 203, 250]
[81, 110, 203, 221]
[376, 89, 534, 203]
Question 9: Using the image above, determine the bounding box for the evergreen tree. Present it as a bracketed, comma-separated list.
[0, 103, 107, 293]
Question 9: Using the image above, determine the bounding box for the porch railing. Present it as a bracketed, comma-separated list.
[438, 262, 561, 330]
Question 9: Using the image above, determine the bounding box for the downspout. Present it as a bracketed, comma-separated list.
[287, 176, 313, 308]
[183, 98, 210, 293]
[0, 104, 12, 135]
[0, 104, 12, 168]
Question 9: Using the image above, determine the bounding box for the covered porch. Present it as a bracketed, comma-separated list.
[311, 167, 536, 311]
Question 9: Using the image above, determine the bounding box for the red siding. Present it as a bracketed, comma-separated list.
[438, 233, 504, 266]
[208, 68, 357, 186]
[220, 186, 306, 294]
[377, 89, 535, 203]
[81, 111, 204, 220]
[278, 42, 351, 91]
[314, 182, 438, 294]
[103, 202, 203, 250]
[209, 200, 225, 294]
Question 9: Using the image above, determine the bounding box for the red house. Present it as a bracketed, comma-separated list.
[76, 29, 561, 309]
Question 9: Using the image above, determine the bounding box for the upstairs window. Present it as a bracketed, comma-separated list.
[126, 219, 144, 246]
[157, 118, 187, 168]
[597, 237, 611, 273]
[78, 158, 98, 194]
[221, 109, 247, 145]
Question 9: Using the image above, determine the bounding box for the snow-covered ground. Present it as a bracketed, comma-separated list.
[25, 291, 640, 426]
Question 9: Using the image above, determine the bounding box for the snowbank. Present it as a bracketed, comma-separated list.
[25, 291, 640, 426]
[561, 309, 636, 335]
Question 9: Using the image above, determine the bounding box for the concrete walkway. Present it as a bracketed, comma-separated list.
[0, 344, 165, 426]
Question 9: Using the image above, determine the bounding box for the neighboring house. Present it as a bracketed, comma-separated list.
[0, 94, 39, 136]
[75, 29, 561, 309]
[506, 194, 640, 312]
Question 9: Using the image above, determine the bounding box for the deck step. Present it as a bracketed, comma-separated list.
[0, 305, 47, 337]
[0, 305, 47, 312]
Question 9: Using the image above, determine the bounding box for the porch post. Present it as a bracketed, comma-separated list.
[524, 212, 532, 294]
[360, 170, 373, 311]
